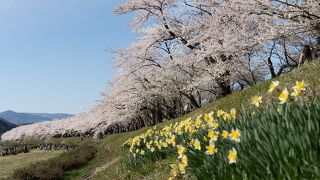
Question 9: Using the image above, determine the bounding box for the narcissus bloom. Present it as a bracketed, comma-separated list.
[205, 143, 218, 155]
[228, 148, 237, 164]
[208, 130, 219, 141]
[223, 113, 231, 121]
[217, 109, 225, 117]
[162, 142, 168, 148]
[177, 145, 186, 156]
[166, 136, 176, 146]
[222, 130, 229, 138]
[230, 108, 236, 117]
[268, 81, 280, 93]
[212, 122, 219, 129]
[178, 163, 187, 174]
[181, 154, 188, 165]
[251, 96, 262, 107]
[192, 139, 201, 150]
[279, 88, 289, 104]
[230, 129, 241, 142]
[203, 113, 212, 122]
[290, 89, 301, 97]
[293, 81, 306, 91]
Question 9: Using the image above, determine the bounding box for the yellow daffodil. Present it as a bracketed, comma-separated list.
[223, 113, 231, 121]
[207, 120, 219, 129]
[156, 142, 162, 150]
[208, 130, 214, 138]
[150, 147, 155, 152]
[205, 143, 218, 155]
[230, 129, 241, 142]
[279, 88, 289, 104]
[203, 113, 210, 121]
[166, 136, 176, 147]
[230, 108, 236, 118]
[146, 143, 151, 149]
[212, 122, 219, 129]
[177, 145, 186, 157]
[208, 111, 214, 119]
[208, 130, 219, 141]
[251, 96, 262, 107]
[222, 130, 229, 138]
[140, 149, 145, 155]
[217, 109, 225, 117]
[228, 148, 237, 164]
[195, 118, 202, 128]
[196, 115, 202, 121]
[181, 154, 188, 165]
[192, 139, 201, 150]
[178, 163, 187, 174]
[176, 128, 183, 135]
[290, 89, 301, 97]
[268, 81, 280, 93]
[293, 81, 306, 91]
[162, 142, 168, 148]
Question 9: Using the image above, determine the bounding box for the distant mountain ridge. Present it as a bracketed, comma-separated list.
[0, 110, 74, 125]
[0, 117, 17, 135]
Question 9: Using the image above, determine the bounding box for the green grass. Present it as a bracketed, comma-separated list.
[11, 140, 97, 180]
[0, 150, 64, 179]
[63, 60, 320, 180]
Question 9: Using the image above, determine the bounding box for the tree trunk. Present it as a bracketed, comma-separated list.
[267, 57, 277, 78]
[298, 45, 312, 67]
[216, 70, 232, 97]
[316, 36, 320, 59]
[181, 92, 200, 109]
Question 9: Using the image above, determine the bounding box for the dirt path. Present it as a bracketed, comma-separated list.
[82, 157, 121, 180]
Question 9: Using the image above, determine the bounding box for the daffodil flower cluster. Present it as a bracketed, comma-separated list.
[123, 109, 240, 179]
[124, 80, 308, 179]
[251, 81, 307, 107]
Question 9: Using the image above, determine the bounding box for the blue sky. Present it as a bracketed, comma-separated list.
[0, 0, 136, 114]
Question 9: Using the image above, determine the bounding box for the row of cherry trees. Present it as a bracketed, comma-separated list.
[93, 0, 320, 134]
[2, 0, 319, 140]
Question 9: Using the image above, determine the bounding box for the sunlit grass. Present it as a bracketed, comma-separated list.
[0, 150, 64, 179]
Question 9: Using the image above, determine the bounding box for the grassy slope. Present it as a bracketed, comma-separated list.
[66, 61, 320, 180]
[0, 150, 64, 179]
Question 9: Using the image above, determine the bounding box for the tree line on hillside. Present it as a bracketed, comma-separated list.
[0, 118, 17, 135]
